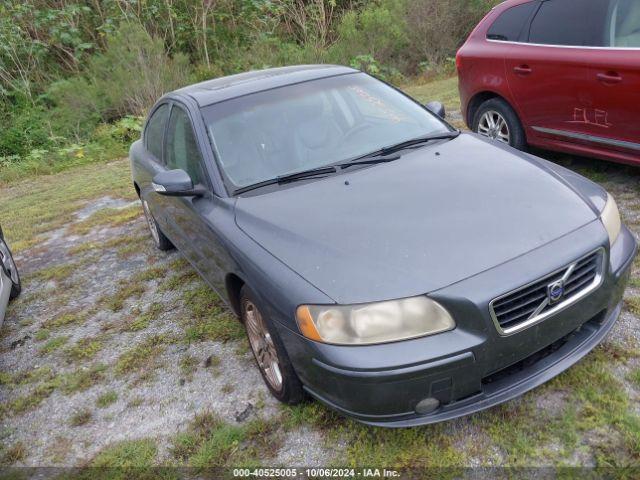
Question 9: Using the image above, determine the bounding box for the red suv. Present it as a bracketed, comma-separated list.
[457, 0, 640, 166]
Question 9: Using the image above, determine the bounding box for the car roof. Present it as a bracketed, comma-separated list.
[172, 64, 359, 107]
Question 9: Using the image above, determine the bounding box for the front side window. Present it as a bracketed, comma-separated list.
[528, 0, 610, 47]
[487, 2, 538, 42]
[203, 73, 450, 190]
[145, 104, 168, 161]
[609, 0, 640, 47]
[165, 106, 207, 186]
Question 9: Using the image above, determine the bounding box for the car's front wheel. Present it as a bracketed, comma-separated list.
[0, 235, 20, 299]
[240, 286, 304, 405]
[141, 198, 173, 251]
[473, 98, 526, 151]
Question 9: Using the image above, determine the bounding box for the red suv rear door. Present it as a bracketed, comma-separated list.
[583, 0, 640, 158]
[505, 0, 613, 146]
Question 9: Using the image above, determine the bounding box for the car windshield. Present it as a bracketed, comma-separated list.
[202, 73, 451, 190]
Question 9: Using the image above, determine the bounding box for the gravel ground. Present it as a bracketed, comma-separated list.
[0, 150, 638, 468]
[0, 197, 339, 467]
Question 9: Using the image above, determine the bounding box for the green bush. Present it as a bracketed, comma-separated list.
[330, 0, 408, 71]
[0, 97, 52, 156]
[46, 23, 191, 137]
[0, 0, 501, 181]
[45, 76, 101, 140]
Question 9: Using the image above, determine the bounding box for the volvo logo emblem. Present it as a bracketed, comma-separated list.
[547, 280, 565, 304]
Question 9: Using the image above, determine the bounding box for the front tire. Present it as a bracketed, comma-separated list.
[473, 98, 526, 151]
[141, 198, 173, 251]
[240, 286, 304, 405]
[0, 235, 20, 299]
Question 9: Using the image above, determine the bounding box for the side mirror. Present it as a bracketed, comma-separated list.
[426, 101, 446, 119]
[152, 169, 204, 197]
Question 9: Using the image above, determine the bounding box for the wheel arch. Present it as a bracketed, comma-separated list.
[467, 91, 513, 128]
[225, 272, 245, 318]
[133, 181, 141, 198]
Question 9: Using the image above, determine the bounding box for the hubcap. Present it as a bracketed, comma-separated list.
[478, 110, 511, 145]
[244, 300, 283, 392]
[142, 200, 160, 245]
[0, 239, 18, 285]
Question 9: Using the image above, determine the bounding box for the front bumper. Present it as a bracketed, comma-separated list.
[277, 222, 637, 427]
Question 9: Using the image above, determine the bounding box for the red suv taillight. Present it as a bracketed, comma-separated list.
[455, 50, 462, 71]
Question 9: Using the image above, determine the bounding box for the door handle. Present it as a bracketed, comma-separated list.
[597, 72, 622, 84]
[513, 65, 532, 75]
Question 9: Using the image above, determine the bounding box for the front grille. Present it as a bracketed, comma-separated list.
[489, 249, 604, 335]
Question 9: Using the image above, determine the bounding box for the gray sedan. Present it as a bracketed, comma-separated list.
[0, 226, 21, 324]
[129, 65, 638, 426]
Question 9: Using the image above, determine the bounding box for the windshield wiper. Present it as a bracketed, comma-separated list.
[337, 154, 401, 170]
[378, 131, 460, 156]
[233, 166, 337, 195]
[276, 166, 337, 183]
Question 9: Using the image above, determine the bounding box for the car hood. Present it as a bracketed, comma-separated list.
[235, 134, 598, 304]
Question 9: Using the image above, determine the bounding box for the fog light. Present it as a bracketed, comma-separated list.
[415, 397, 440, 415]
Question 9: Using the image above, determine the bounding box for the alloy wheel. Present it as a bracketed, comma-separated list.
[244, 300, 283, 392]
[142, 199, 160, 245]
[0, 239, 18, 285]
[478, 110, 511, 145]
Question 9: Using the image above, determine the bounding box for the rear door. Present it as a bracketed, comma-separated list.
[504, 0, 610, 143]
[139, 103, 175, 238]
[583, 0, 640, 157]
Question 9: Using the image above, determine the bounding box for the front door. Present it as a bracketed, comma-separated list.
[163, 103, 226, 294]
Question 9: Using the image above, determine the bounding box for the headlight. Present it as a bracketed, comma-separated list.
[601, 193, 621, 247]
[296, 296, 455, 345]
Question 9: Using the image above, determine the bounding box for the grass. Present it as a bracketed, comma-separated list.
[67, 205, 141, 236]
[70, 408, 93, 427]
[624, 296, 640, 317]
[179, 354, 198, 380]
[181, 283, 244, 343]
[44, 310, 88, 329]
[170, 411, 281, 467]
[64, 336, 104, 362]
[29, 263, 77, 284]
[133, 265, 169, 283]
[34, 329, 50, 341]
[1, 363, 108, 417]
[121, 302, 164, 332]
[0, 158, 137, 252]
[159, 268, 198, 292]
[627, 368, 640, 387]
[96, 390, 118, 408]
[1, 442, 26, 465]
[101, 282, 147, 312]
[88, 438, 157, 475]
[114, 335, 168, 376]
[9, 366, 56, 386]
[404, 76, 461, 115]
[59, 364, 108, 394]
[39, 335, 69, 354]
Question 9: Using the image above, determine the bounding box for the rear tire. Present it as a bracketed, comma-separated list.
[141, 198, 173, 251]
[473, 98, 527, 151]
[240, 286, 304, 405]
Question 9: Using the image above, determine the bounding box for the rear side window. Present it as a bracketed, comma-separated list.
[609, 0, 640, 47]
[165, 106, 207, 186]
[529, 0, 610, 46]
[487, 2, 538, 41]
[145, 104, 168, 161]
